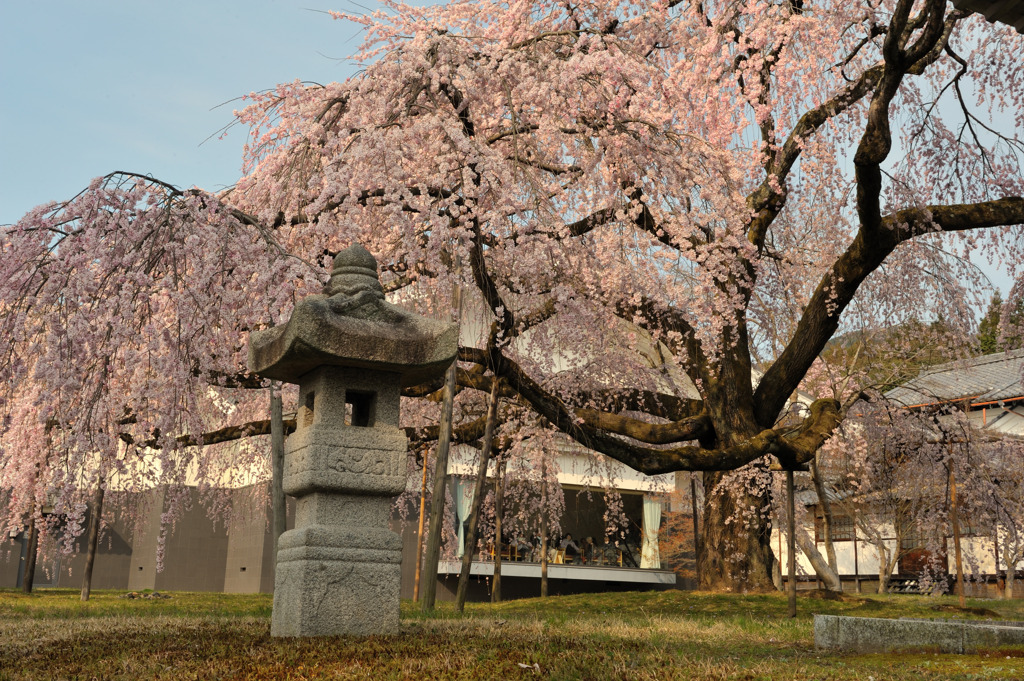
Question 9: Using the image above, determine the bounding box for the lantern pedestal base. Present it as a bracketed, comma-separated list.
[270, 525, 402, 637]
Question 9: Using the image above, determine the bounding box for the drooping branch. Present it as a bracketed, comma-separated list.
[610, 294, 705, 387]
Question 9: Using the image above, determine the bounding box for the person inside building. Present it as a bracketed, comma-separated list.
[580, 536, 596, 564]
[560, 533, 581, 561]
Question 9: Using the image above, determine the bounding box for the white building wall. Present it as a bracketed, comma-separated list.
[772, 525, 895, 578]
[775, 520, 1024, 580]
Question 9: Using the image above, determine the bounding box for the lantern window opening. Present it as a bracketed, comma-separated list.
[345, 391, 375, 427]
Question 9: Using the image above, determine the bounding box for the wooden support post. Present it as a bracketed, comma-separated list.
[455, 379, 500, 611]
[420, 356, 458, 612]
[22, 513, 38, 594]
[852, 516, 861, 594]
[270, 383, 286, 555]
[949, 465, 966, 608]
[787, 469, 797, 618]
[421, 273, 462, 613]
[413, 448, 429, 602]
[80, 482, 105, 601]
[690, 473, 700, 587]
[994, 529, 1002, 598]
[492, 456, 506, 603]
[540, 461, 549, 598]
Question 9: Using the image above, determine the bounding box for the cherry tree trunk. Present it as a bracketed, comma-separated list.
[794, 526, 842, 591]
[698, 471, 775, 592]
[80, 482, 105, 601]
[810, 458, 838, 574]
[877, 546, 895, 594]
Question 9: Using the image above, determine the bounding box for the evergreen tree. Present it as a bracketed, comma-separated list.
[978, 293, 1024, 354]
[978, 293, 1004, 355]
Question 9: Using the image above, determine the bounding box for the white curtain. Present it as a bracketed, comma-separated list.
[640, 496, 662, 569]
[452, 478, 473, 558]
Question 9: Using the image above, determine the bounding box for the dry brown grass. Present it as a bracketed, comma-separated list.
[2, 588, 1023, 680]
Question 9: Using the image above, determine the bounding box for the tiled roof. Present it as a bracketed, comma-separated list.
[950, 0, 1024, 33]
[884, 348, 1024, 407]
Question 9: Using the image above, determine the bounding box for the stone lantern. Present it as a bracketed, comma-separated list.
[248, 243, 457, 637]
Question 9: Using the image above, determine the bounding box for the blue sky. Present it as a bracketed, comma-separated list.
[0, 1, 370, 225]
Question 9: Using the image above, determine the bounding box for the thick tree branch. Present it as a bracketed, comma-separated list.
[458, 343, 839, 473]
[119, 417, 297, 449]
[746, 63, 885, 249]
[755, 197, 1024, 426]
[575, 408, 712, 445]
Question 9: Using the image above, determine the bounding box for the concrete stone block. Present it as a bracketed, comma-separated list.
[814, 614, 839, 650]
[271, 551, 401, 636]
[962, 623, 1024, 651]
[283, 425, 408, 497]
[814, 614, 1024, 654]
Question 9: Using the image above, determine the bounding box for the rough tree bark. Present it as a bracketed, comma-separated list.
[699, 470, 775, 592]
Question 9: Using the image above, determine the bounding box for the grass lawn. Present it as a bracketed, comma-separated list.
[1, 588, 1023, 680]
